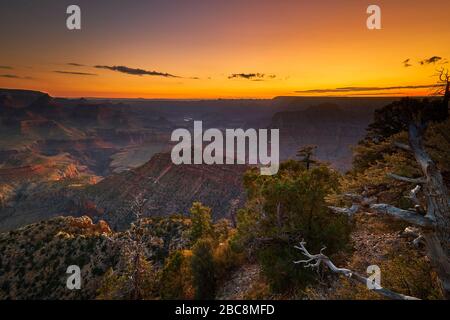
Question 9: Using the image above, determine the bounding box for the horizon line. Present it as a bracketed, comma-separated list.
[0, 86, 435, 101]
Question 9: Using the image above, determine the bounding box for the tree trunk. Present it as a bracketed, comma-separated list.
[424, 233, 450, 298]
[409, 123, 450, 298]
[443, 80, 449, 111]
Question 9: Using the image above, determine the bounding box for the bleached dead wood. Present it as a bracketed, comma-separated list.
[407, 185, 422, 206]
[369, 203, 434, 228]
[403, 226, 425, 247]
[387, 173, 426, 184]
[328, 204, 359, 217]
[394, 142, 412, 152]
[408, 122, 450, 297]
[328, 192, 376, 218]
[294, 241, 420, 300]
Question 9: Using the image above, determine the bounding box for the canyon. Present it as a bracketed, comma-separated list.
[0, 88, 395, 231]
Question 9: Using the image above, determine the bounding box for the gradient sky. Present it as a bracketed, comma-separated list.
[1, 0, 449, 98]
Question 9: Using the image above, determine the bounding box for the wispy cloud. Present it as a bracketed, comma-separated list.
[95, 65, 179, 78]
[403, 59, 412, 67]
[228, 73, 276, 80]
[295, 84, 442, 94]
[419, 56, 442, 65]
[67, 63, 86, 67]
[0, 74, 19, 78]
[0, 66, 13, 70]
[54, 70, 97, 76]
[0, 74, 34, 80]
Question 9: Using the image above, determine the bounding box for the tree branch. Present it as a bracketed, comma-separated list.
[407, 185, 422, 207]
[294, 241, 420, 300]
[402, 226, 425, 247]
[328, 204, 359, 217]
[343, 192, 377, 206]
[370, 203, 434, 228]
[394, 142, 412, 152]
[387, 173, 426, 184]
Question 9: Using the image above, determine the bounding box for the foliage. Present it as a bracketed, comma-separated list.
[331, 243, 444, 300]
[191, 238, 216, 299]
[296, 145, 318, 170]
[347, 97, 449, 205]
[96, 255, 157, 300]
[159, 250, 194, 299]
[189, 202, 213, 244]
[96, 268, 128, 300]
[327, 97, 450, 300]
[235, 160, 351, 292]
[366, 97, 448, 142]
[158, 213, 240, 300]
[212, 236, 243, 284]
[337, 117, 450, 210]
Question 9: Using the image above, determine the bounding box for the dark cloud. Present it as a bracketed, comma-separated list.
[403, 59, 412, 67]
[0, 66, 13, 70]
[419, 56, 442, 65]
[346, 92, 405, 96]
[228, 73, 276, 80]
[0, 74, 33, 80]
[0, 74, 19, 78]
[67, 63, 85, 67]
[295, 84, 442, 94]
[95, 65, 179, 78]
[54, 70, 97, 76]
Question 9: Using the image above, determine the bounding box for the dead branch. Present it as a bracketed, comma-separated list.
[370, 203, 434, 228]
[394, 142, 412, 152]
[402, 226, 425, 247]
[407, 185, 422, 206]
[344, 193, 377, 206]
[331, 185, 432, 228]
[387, 173, 426, 184]
[294, 241, 420, 300]
[342, 192, 364, 201]
[328, 204, 359, 217]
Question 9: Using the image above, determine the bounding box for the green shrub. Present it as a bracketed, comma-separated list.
[159, 250, 194, 299]
[189, 202, 213, 243]
[235, 161, 351, 292]
[191, 238, 216, 299]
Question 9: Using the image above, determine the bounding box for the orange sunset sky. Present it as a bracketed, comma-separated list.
[1, 0, 450, 99]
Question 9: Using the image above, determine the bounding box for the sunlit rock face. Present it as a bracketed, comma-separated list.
[81, 152, 248, 230]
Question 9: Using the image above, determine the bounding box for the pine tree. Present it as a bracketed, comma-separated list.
[296, 145, 318, 170]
